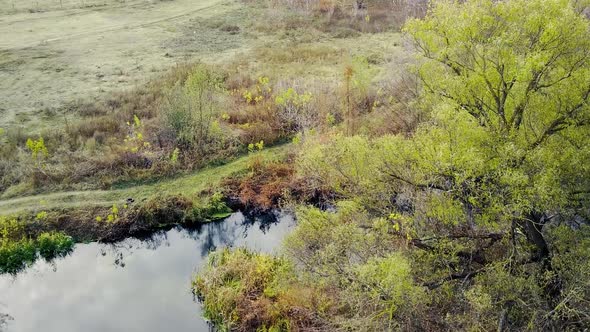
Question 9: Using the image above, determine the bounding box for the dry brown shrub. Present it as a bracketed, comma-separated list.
[225, 71, 256, 91]
[225, 161, 295, 212]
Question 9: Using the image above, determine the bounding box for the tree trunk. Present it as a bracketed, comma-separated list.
[521, 211, 563, 324]
[522, 211, 550, 264]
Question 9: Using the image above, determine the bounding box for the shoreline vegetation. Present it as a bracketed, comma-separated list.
[0, 145, 288, 273]
[1, 0, 590, 330]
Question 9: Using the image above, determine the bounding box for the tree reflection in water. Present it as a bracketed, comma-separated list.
[98, 210, 285, 270]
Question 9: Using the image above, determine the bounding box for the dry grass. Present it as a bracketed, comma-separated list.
[224, 160, 296, 213]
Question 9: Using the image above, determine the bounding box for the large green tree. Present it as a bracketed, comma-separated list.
[404, 0, 590, 254]
[399, 0, 590, 327]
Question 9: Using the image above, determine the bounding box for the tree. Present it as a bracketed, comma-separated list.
[395, 0, 590, 327]
[406, 0, 590, 141]
[164, 66, 224, 154]
[405, 0, 590, 247]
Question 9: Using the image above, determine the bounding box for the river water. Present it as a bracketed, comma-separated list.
[0, 211, 295, 332]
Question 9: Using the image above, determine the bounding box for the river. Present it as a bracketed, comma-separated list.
[0, 211, 295, 332]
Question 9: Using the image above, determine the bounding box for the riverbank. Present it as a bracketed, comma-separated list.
[0, 146, 287, 273]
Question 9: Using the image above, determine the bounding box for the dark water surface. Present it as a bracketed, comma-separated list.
[0, 211, 295, 332]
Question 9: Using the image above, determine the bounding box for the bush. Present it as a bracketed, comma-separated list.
[0, 216, 74, 274]
[274, 87, 315, 133]
[37, 232, 75, 260]
[0, 239, 37, 274]
[194, 248, 318, 331]
[163, 65, 226, 154]
[204, 192, 233, 220]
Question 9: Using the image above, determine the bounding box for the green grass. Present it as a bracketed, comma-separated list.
[0, 146, 285, 216]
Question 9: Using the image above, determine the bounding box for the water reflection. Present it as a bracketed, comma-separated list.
[0, 211, 294, 332]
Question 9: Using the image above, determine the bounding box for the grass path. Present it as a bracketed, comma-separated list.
[0, 147, 284, 216]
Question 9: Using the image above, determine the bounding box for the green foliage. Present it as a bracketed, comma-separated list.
[296, 134, 384, 202]
[341, 55, 380, 135]
[0, 216, 25, 242]
[248, 140, 264, 152]
[36, 232, 74, 260]
[546, 225, 590, 323]
[194, 248, 296, 331]
[107, 204, 119, 223]
[284, 204, 426, 329]
[404, 0, 590, 147]
[0, 216, 73, 274]
[354, 254, 425, 324]
[400, 0, 590, 238]
[26, 137, 48, 160]
[291, 132, 302, 145]
[170, 147, 180, 165]
[123, 115, 150, 153]
[164, 65, 226, 154]
[274, 88, 312, 107]
[204, 192, 232, 220]
[0, 238, 36, 274]
[349, 55, 377, 100]
[133, 114, 141, 128]
[241, 76, 272, 104]
[96, 204, 121, 223]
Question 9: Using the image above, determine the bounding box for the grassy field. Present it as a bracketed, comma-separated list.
[0, 0, 407, 217]
[0, 0, 404, 132]
[0, 0, 239, 131]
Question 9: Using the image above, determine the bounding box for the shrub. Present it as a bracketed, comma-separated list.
[275, 87, 315, 133]
[36, 232, 74, 260]
[163, 65, 226, 154]
[0, 239, 36, 274]
[0, 216, 74, 274]
[26, 137, 48, 161]
[194, 248, 319, 331]
[203, 192, 233, 220]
